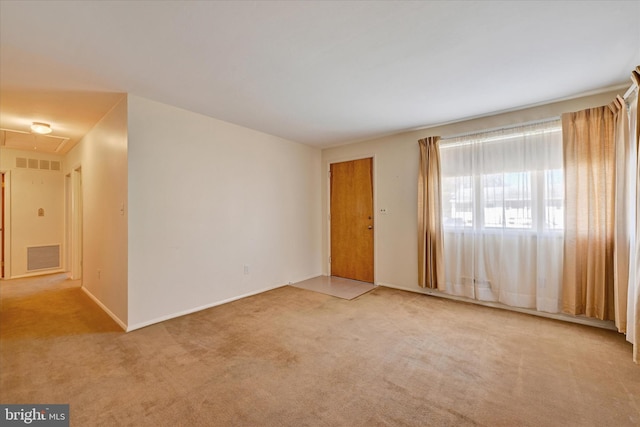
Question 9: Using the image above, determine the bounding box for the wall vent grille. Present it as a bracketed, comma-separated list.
[27, 245, 61, 271]
[14, 157, 61, 172]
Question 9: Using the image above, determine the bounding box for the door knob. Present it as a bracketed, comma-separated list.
[368, 225, 373, 229]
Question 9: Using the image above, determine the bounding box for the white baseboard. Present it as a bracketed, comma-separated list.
[378, 281, 617, 331]
[81, 286, 128, 331]
[126, 282, 288, 332]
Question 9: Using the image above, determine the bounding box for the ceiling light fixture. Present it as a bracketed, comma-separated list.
[31, 122, 52, 135]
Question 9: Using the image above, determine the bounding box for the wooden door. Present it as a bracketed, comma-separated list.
[1, 173, 4, 278]
[330, 158, 374, 283]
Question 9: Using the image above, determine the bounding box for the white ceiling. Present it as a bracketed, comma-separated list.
[1, 1, 639, 153]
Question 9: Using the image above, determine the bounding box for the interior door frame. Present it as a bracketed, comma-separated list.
[0, 170, 7, 279]
[326, 154, 377, 284]
[66, 165, 83, 280]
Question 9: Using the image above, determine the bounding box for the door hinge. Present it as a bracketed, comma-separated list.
[328, 170, 331, 179]
[329, 256, 331, 263]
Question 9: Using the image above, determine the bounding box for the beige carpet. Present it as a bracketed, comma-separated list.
[290, 275, 375, 300]
[1, 274, 639, 426]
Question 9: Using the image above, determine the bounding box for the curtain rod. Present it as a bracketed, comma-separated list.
[441, 116, 561, 141]
[623, 82, 637, 101]
[440, 80, 636, 141]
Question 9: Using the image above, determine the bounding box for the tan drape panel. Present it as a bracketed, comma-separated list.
[610, 96, 629, 333]
[562, 107, 616, 320]
[632, 67, 640, 363]
[418, 137, 444, 288]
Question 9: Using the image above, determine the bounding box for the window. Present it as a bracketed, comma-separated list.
[440, 120, 563, 232]
[482, 171, 532, 229]
[442, 175, 473, 227]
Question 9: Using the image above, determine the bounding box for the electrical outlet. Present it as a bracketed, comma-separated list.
[380, 208, 388, 215]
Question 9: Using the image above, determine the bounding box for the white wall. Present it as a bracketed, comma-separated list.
[0, 148, 64, 278]
[321, 89, 623, 292]
[127, 95, 322, 330]
[64, 96, 128, 327]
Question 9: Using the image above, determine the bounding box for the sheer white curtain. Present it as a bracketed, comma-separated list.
[439, 120, 564, 313]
